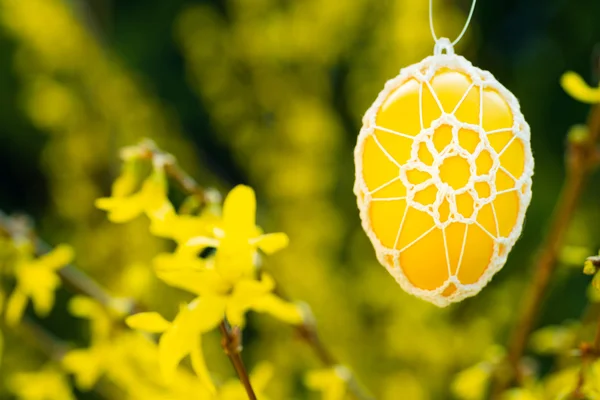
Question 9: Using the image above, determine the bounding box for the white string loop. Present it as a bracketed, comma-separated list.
[433, 38, 455, 56]
[429, 0, 477, 47]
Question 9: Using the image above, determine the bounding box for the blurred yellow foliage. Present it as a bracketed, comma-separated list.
[8, 365, 75, 400]
[4, 243, 73, 327]
[305, 366, 350, 400]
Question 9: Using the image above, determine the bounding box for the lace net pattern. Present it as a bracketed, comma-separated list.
[354, 41, 534, 307]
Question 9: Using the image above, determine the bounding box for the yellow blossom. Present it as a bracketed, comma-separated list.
[171, 185, 288, 282]
[150, 202, 221, 244]
[126, 301, 219, 392]
[155, 264, 303, 328]
[62, 296, 113, 390]
[95, 157, 174, 224]
[127, 271, 301, 385]
[561, 71, 600, 103]
[7, 366, 75, 400]
[62, 346, 108, 391]
[305, 366, 350, 400]
[5, 244, 74, 327]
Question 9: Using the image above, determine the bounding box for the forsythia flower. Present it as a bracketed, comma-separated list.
[95, 155, 174, 224]
[208, 185, 289, 281]
[5, 244, 74, 326]
[7, 366, 75, 400]
[156, 185, 289, 281]
[126, 300, 220, 391]
[127, 271, 301, 384]
[99, 148, 299, 393]
[305, 366, 350, 400]
[561, 71, 600, 103]
[62, 296, 113, 390]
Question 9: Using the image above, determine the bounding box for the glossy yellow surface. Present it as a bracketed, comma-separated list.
[360, 69, 526, 293]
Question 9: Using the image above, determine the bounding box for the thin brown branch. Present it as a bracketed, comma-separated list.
[295, 306, 374, 400]
[572, 309, 600, 398]
[501, 104, 600, 391]
[164, 161, 206, 205]
[297, 322, 336, 366]
[18, 316, 71, 361]
[219, 321, 257, 400]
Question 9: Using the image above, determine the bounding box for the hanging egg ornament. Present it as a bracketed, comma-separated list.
[354, 38, 534, 306]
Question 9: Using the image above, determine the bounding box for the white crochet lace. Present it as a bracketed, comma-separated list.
[354, 39, 534, 307]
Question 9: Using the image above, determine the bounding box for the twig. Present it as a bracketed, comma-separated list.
[219, 321, 257, 400]
[502, 104, 600, 390]
[295, 305, 374, 400]
[18, 316, 71, 361]
[297, 322, 336, 366]
[571, 297, 600, 398]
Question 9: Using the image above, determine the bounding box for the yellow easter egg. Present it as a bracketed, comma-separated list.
[354, 42, 533, 306]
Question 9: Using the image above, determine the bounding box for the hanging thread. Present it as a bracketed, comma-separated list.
[429, 0, 477, 46]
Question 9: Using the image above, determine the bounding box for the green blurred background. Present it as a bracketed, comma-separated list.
[0, 0, 600, 398]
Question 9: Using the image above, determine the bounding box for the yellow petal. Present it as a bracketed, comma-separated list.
[561, 71, 600, 103]
[251, 294, 303, 325]
[222, 185, 256, 234]
[227, 275, 276, 327]
[153, 247, 206, 271]
[141, 167, 175, 218]
[190, 336, 216, 394]
[126, 312, 171, 333]
[255, 233, 289, 254]
[151, 211, 219, 243]
[305, 367, 348, 400]
[0, 329, 3, 369]
[159, 328, 193, 383]
[95, 195, 144, 223]
[31, 284, 56, 317]
[7, 367, 76, 400]
[5, 290, 27, 327]
[215, 236, 255, 281]
[62, 348, 104, 390]
[112, 159, 142, 197]
[37, 244, 74, 270]
[159, 298, 225, 383]
[154, 265, 229, 297]
[68, 296, 99, 318]
[189, 296, 227, 332]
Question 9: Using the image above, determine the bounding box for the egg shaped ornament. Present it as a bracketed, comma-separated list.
[354, 38, 534, 306]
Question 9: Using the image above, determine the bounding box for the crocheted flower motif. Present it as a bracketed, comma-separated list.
[354, 55, 533, 306]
